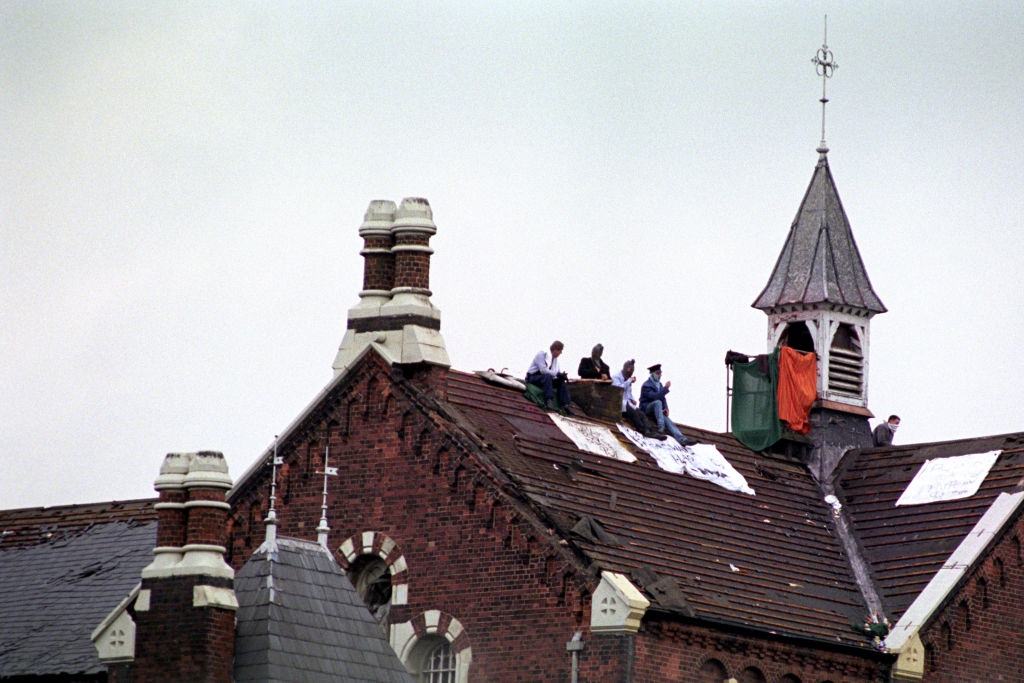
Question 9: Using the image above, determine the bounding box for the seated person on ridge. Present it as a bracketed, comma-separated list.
[577, 343, 611, 380]
[612, 359, 664, 440]
[526, 340, 572, 413]
[639, 363, 695, 447]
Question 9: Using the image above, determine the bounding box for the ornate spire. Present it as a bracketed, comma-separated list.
[316, 441, 338, 549]
[811, 15, 837, 155]
[263, 436, 282, 547]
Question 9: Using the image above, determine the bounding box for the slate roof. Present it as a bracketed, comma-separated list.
[0, 499, 157, 678]
[234, 535, 413, 683]
[753, 154, 886, 314]
[443, 371, 874, 647]
[837, 432, 1024, 619]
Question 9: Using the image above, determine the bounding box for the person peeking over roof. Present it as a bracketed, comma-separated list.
[639, 364, 696, 447]
[526, 340, 572, 414]
[578, 343, 610, 380]
[872, 415, 900, 447]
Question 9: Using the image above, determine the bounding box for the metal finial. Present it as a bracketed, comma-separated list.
[264, 435, 283, 546]
[811, 15, 837, 155]
[316, 440, 338, 549]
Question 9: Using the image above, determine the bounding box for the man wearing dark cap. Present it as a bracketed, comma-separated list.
[639, 364, 695, 447]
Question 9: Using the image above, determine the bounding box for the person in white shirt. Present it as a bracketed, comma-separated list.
[526, 340, 571, 412]
[612, 360, 663, 439]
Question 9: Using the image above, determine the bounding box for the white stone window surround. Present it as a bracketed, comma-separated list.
[338, 530, 409, 605]
[391, 611, 472, 683]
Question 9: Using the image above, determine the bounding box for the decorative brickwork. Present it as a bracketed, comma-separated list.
[916, 516, 1024, 682]
[226, 352, 903, 681]
[634, 617, 891, 682]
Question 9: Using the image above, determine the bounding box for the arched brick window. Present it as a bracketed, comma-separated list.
[977, 576, 989, 608]
[337, 531, 409, 611]
[941, 621, 953, 651]
[697, 657, 728, 682]
[739, 665, 767, 683]
[391, 611, 472, 683]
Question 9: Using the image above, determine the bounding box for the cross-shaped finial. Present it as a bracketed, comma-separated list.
[811, 15, 837, 155]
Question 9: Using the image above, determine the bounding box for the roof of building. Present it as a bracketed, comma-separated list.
[234, 535, 413, 683]
[436, 370, 1024, 651]
[837, 433, 1024, 619]
[753, 154, 886, 314]
[443, 371, 874, 647]
[0, 499, 157, 678]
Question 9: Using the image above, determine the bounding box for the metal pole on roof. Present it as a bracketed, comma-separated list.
[726, 365, 732, 433]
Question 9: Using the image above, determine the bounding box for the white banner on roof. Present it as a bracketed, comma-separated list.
[549, 414, 637, 463]
[895, 450, 1000, 507]
[617, 425, 755, 495]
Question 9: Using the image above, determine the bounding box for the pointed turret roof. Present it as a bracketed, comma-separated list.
[753, 154, 886, 314]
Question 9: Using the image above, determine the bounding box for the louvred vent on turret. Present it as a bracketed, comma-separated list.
[828, 323, 863, 397]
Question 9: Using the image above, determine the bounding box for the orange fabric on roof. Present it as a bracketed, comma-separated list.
[777, 346, 817, 434]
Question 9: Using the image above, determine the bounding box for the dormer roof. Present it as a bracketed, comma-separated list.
[753, 154, 886, 314]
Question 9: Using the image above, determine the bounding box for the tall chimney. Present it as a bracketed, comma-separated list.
[333, 197, 449, 375]
[133, 451, 237, 683]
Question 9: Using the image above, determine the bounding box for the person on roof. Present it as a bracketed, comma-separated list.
[872, 414, 900, 447]
[526, 340, 572, 413]
[612, 359, 664, 440]
[577, 343, 611, 380]
[639, 364, 695, 447]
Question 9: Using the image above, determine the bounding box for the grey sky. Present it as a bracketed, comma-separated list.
[3, 2, 1022, 509]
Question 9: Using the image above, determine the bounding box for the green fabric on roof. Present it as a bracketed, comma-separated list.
[731, 350, 782, 451]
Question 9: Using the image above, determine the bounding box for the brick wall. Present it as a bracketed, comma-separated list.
[131, 575, 235, 683]
[362, 234, 394, 291]
[225, 354, 894, 681]
[633, 616, 891, 682]
[228, 355, 614, 681]
[918, 514, 1024, 682]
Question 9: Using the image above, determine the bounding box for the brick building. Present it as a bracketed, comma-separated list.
[3, 151, 1023, 682]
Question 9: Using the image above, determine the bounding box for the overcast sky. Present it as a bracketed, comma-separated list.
[3, 2, 1022, 510]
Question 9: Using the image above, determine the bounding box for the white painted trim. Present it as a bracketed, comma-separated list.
[153, 502, 186, 510]
[424, 609, 441, 631]
[392, 583, 409, 605]
[391, 555, 407, 574]
[183, 500, 232, 510]
[193, 585, 239, 610]
[885, 491, 1024, 652]
[92, 584, 140, 641]
[362, 531, 376, 553]
[135, 589, 151, 612]
[340, 538, 356, 561]
[590, 571, 650, 634]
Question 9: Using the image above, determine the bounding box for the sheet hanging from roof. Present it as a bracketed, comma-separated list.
[617, 425, 755, 495]
[549, 414, 636, 463]
[895, 450, 1001, 506]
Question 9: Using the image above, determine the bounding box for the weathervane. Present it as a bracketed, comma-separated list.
[811, 15, 837, 155]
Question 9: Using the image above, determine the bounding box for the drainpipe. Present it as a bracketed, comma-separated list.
[566, 631, 584, 683]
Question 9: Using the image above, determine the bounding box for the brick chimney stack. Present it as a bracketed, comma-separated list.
[332, 197, 450, 375]
[133, 451, 237, 683]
